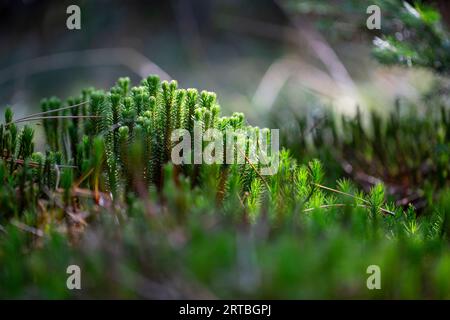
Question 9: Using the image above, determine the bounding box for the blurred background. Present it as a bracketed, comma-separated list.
[0, 0, 448, 141]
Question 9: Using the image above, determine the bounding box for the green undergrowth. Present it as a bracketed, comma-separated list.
[0, 75, 450, 298]
[274, 98, 450, 212]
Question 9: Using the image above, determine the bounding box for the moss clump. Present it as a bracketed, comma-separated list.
[0, 75, 450, 299]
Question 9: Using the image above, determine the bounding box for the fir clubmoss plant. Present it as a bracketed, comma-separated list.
[0, 75, 449, 299]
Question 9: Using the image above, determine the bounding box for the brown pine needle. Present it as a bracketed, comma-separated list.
[313, 183, 395, 215]
[303, 203, 395, 215]
[10, 100, 88, 124]
[0, 157, 76, 169]
[237, 147, 271, 191]
[303, 203, 353, 212]
[12, 115, 103, 124]
[314, 183, 369, 204]
[11, 220, 44, 237]
[73, 167, 94, 189]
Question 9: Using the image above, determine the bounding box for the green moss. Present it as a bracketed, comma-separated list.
[0, 75, 449, 298]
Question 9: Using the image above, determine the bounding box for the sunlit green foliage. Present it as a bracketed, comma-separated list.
[0, 75, 449, 299]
